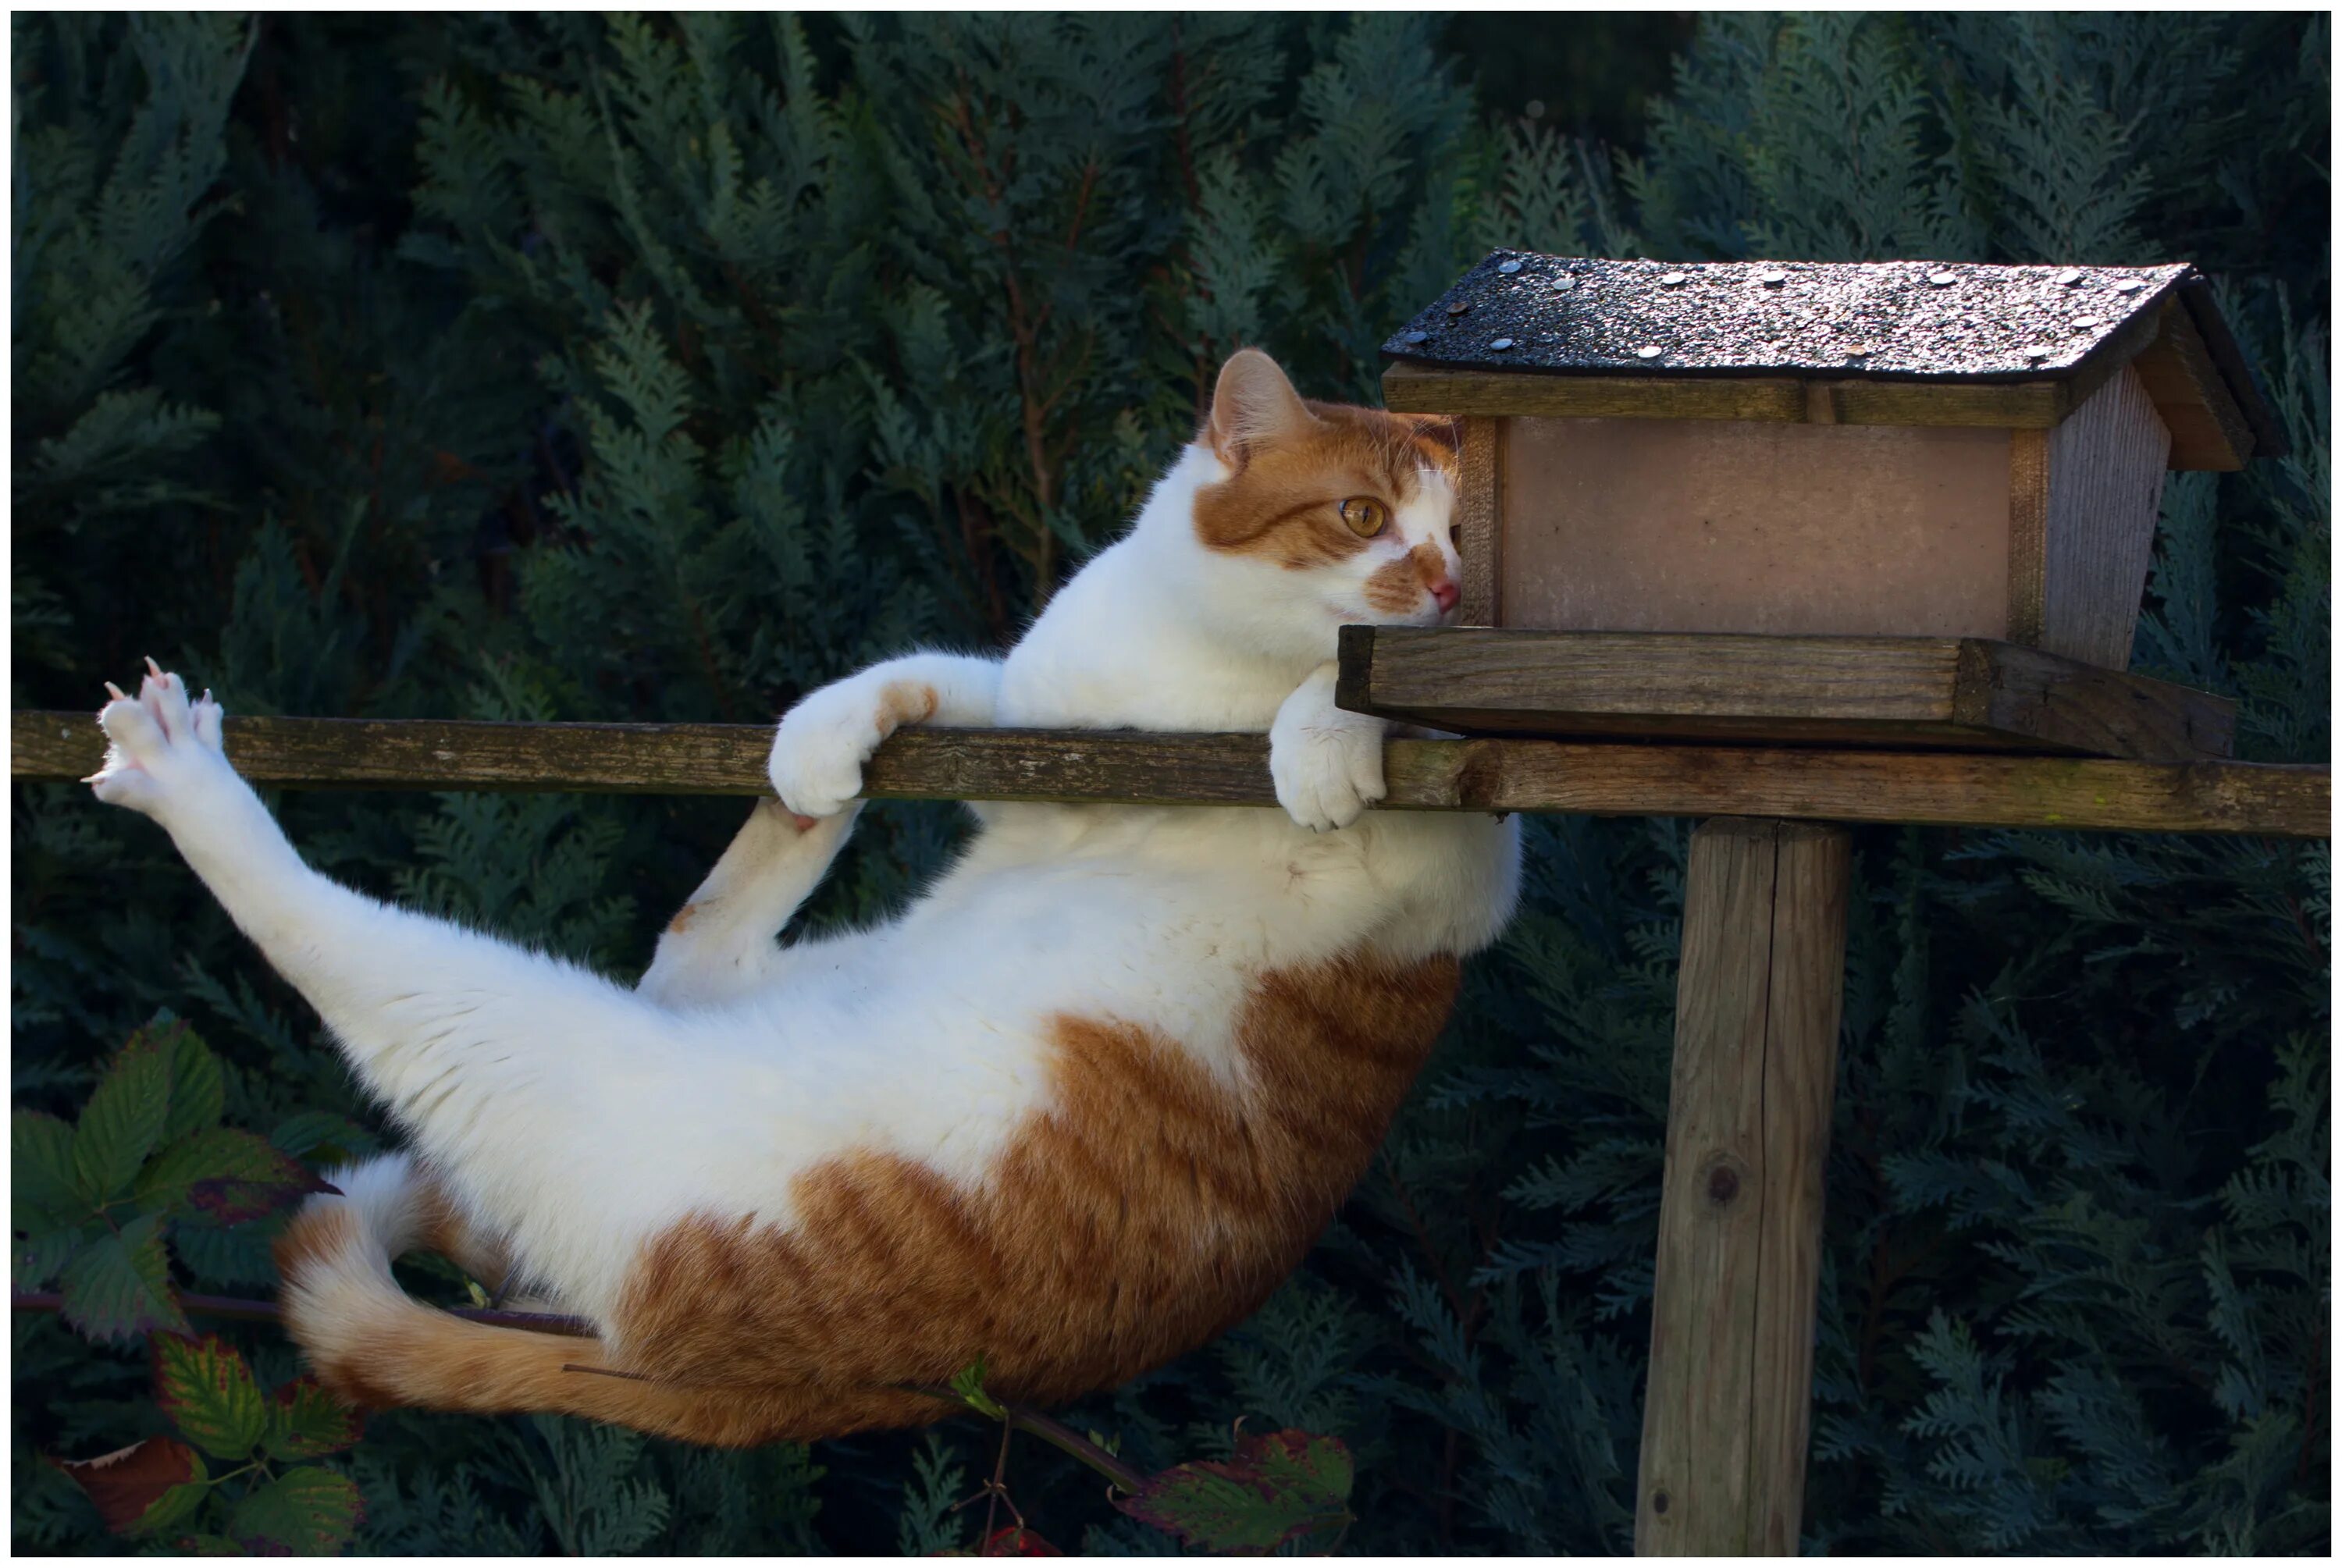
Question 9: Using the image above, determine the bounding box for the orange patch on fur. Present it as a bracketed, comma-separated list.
[276, 955, 1463, 1447]
[1362, 542, 1449, 615]
[1194, 401, 1460, 567]
[602, 948, 1462, 1443]
[667, 901, 699, 934]
[879, 681, 938, 731]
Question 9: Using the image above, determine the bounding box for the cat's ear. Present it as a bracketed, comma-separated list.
[1207, 349, 1315, 464]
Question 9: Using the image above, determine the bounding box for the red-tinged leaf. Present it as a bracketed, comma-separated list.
[153, 1333, 269, 1460]
[981, 1524, 1062, 1556]
[72, 1033, 173, 1204]
[265, 1376, 365, 1459]
[1112, 1428, 1354, 1554]
[137, 1129, 332, 1222]
[230, 1466, 364, 1556]
[58, 1212, 188, 1343]
[52, 1436, 208, 1535]
[186, 1137, 336, 1227]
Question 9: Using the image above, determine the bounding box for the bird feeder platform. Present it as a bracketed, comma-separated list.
[1335, 627, 2236, 760]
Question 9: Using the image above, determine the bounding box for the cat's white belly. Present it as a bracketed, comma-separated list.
[504, 804, 1512, 1318]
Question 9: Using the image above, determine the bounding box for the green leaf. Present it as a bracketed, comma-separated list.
[1112, 1428, 1355, 1553]
[16, 1225, 84, 1291]
[72, 1033, 173, 1204]
[14, 1109, 84, 1228]
[230, 1466, 365, 1556]
[176, 1534, 246, 1556]
[264, 1376, 365, 1460]
[949, 1356, 1005, 1420]
[153, 1333, 270, 1460]
[157, 1018, 225, 1144]
[58, 1212, 188, 1343]
[135, 1128, 332, 1224]
[52, 1437, 207, 1536]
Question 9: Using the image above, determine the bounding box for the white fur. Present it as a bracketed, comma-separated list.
[90, 431, 1520, 1336]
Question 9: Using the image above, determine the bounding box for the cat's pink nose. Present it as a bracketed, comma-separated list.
[1429, 578, 1460, 613]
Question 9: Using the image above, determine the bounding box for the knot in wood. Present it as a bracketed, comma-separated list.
[1651, 1490, 1671, 1516]
[1703, 1160, 1742, 1207]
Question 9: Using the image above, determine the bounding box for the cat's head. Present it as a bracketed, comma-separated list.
[1186, 349, 1464, 652]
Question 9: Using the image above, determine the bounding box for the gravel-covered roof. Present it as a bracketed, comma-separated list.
[1383, 253, 2191, 382]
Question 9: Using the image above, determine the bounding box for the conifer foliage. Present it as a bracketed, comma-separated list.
[11, 11, 2327, 1554]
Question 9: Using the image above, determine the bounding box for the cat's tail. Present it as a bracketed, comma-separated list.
[272, 1154, 775, 1445]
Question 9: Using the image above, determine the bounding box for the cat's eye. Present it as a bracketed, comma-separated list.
[1340, 497, 1388, 538]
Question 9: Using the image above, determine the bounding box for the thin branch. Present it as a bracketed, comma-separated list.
[903, 1384, 1148, 1495]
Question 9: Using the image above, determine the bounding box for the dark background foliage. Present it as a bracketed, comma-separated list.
[12, 10, 2327, 1555]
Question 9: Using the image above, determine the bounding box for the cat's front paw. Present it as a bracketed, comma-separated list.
[767, 674, 939, 818]
[1269, 702, 1388, 832]
[87, 661, 235, 822]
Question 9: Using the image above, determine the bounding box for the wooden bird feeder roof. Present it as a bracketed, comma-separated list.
[1382, 252, 2283, 468]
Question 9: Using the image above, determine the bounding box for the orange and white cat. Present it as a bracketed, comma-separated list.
[87, 348, 1522, 1445]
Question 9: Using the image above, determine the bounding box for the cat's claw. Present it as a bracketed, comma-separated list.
[87, 666, 233, 821]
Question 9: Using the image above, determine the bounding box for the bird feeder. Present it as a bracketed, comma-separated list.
[1347, 251, 2285, 1556]
[1345, 254, 2282, 763]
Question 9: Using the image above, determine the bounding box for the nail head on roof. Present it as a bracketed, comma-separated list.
[1548, 276, 1576, 291]
[2114, 279, 2144, 293]
[2071, 318, 2099, 330]
[2058, 268, 2083, 286]
[1489, 337, 1515, 350]
[1660, 271, 1687, 286]
[1496, 258, 1523, 274]
[1446, 300, 1470, 315]
[1760, 269, 1787, 286]
[1403, 330, 1429, 344]
[1635, 345, 1662, 359]
[1928, 271, 1958, 286]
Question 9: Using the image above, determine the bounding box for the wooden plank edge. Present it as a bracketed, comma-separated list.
[12, 712, 2327, 838]
[1382, 362, 2067, 428]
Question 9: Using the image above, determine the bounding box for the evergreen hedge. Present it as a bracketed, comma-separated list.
[12, 12, 2327, 1554]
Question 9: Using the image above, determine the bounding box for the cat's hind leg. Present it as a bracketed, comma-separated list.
[89, 669, 678, 1249]
[636, 798, 860, 1008]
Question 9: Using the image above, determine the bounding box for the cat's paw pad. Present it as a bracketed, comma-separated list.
[1269, 710, 1387, 832]
[87, 661, 230, 818]
[767, 677, 935, 818]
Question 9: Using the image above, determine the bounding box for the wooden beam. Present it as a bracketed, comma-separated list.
[1636, 820, 1849, 1555]
[1382, 362, 2070, 428]
[2130, 300, 2255, 471]
[10, 712, 2326, 837]
[1337, 628, 2237, 761]
[1456, 416, 1503, 625]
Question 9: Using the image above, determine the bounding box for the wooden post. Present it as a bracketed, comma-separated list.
[1635, 818, 1850, 1556]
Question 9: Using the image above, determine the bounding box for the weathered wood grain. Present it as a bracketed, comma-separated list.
[1383, 361, 2069, 428]
[1457, 415, 1503, 625]
[1745, 823, 1849, 1555]
[2006, 425, 2051, 648]
[1339, 628, 2235, 759]
[2041, 364, 2173, 669]
[12, 711, 2325, 837]
[1636, 820, 1849, 1555]
[1636, 819, 1780, 1556]
[1384, 364, 1807, 422]
[2130, 301, 2255, 471]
